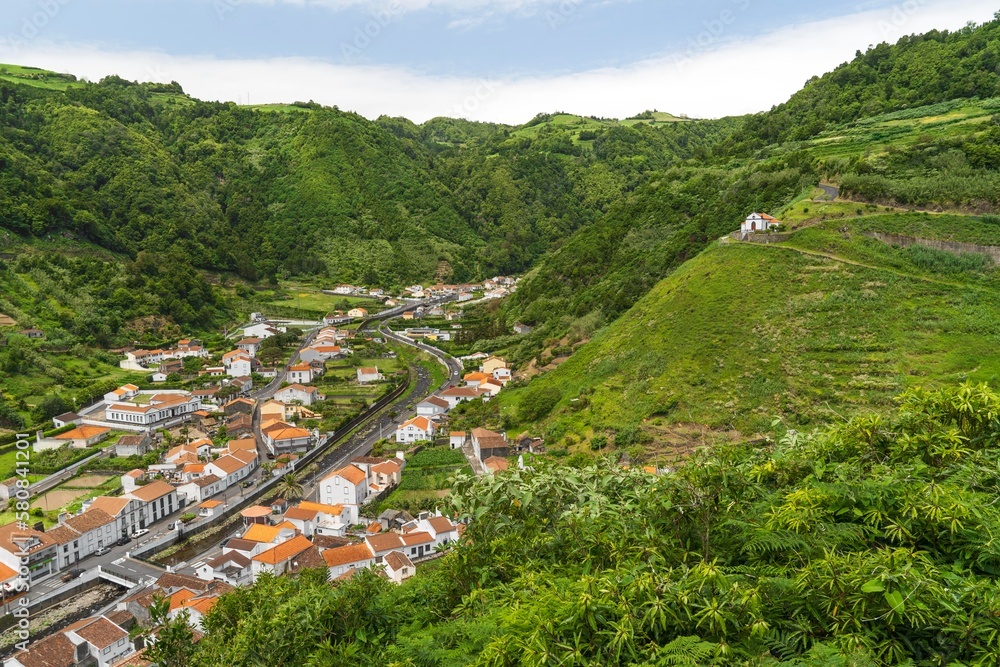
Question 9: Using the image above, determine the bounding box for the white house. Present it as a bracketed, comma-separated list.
[177, 474, 225, 504]
[395, 416, 437, 444]
[105, 393, 200, 427]
[124, 480, 179, 527]
[287, 363, 314, 384]
[206, 451, 258, 487]
[439, 387, 485, 409]
[347, 308, 368, 318]
[0, 523, 58, 583]
[274, 384, 324, 406]
[197, 551, 253, 587]
[103, 383, 140, 404]
[261, 423, 314, 454]
[244, 322, 285, 339]
[357, 367, 383, 384]
[449, 431, 467, 449]
[227, 357, 253, 378]
[65, 616, 133, 667]
[236, 337, 263, 357]
[300, 345, 345, 363]
[382, 550, 416, 583]
[322, 542, 376, 580]
[741, 212, 780, 234]
[87, 495, 147, 540]
[319, 465, 370, 524]
[416, 396, 450, 417]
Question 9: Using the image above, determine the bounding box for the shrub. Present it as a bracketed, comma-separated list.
[518, 385, 562, 423]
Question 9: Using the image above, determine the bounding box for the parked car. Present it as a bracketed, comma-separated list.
[131, 528, 150, 539]
[117, 535, 131, 546]
[94, 546, 111, 556]
[60, 569, 84, 582]
[2, 579, 26, 593]
[241, 480, 254, 488]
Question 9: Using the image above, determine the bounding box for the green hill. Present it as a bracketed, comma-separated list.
[498, 210, 1000, 452]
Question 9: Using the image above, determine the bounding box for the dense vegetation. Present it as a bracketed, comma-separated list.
[497, 210, 1000, 447]
[173, 383, 1000, 665]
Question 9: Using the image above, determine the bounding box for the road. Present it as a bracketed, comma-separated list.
[817, 183, 840, 201]
[293, 319, 463, 502]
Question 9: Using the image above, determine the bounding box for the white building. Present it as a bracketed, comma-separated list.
[416, 396, 450, 417]
[124, 481, 179, 527]
[741, 212, 780, 234]
[105, 393, 201, 427]
[319, 465, 370, 524]
[357, 367, 383, 384]
[274, 384, 324, 406]
[395, 416, 437, 444]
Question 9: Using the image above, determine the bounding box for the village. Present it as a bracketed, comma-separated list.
[0, 278, 534, 667]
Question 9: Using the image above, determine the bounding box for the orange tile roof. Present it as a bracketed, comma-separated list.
[168, 589, 196, 611]
[283, 507, 318, 521]
[383, 550, 415, 572]
[0, 561, 17, 582]
[128, 481, 176, 503]
[401, 531, 434, 546]
[484, 456, 509, 472]
[427, 516, 457, 536]
[371, 460, 401, 475]
[88, 496, 130, 516]
[252, 534, 313, 565]
[240, 506, 272, 518]
[199, 500, 223, 508]
[322, 542, 375, 568]
[266, 427, 311, 441]
[242, 524, 285, 543]
[296, 501, 345, 516]
[74, 617, 127, 649]
[227, 438, 258, 452]
[330, 465, 366, 486]
[54, 425, 110, 440]
[365, 532, 405, 553]
[65, 508, 116, 534]
[210, 455, 248, 475]
[400, 416, 434, 432]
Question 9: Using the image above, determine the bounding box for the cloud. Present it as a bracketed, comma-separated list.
[232, 0, 596, 14]
[0, 0, 995, 124]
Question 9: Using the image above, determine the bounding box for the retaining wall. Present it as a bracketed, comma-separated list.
[864, 231, 1000, 264]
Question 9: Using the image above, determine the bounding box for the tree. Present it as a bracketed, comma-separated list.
[133, 595, 196, 667]
[276, 473, 303, 501]
[31, 394, 71, 423]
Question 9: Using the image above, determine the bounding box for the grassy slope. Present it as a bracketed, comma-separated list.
[499, 215, 1000, 448]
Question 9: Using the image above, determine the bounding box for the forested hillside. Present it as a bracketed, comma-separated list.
[490, 17, 1000, 367]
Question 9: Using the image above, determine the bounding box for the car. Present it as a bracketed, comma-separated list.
[131, 529, 150, 539]
[94, 546, 111, 556]
[117, 535, 131, 546]
[60, 569, 84, 582]
[241, 480, 254, 488]
[2, 579, 26, 593]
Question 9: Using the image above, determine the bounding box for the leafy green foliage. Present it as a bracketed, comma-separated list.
[182, 383, 1000, 665]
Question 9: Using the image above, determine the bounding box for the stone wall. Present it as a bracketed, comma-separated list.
[864, 231, 1000, 264]
[729, 231, 795, 244]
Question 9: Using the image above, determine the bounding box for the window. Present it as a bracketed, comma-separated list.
[103, 647, 110, 654]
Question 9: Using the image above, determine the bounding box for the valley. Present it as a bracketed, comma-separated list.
[1, 12, 1000, 666]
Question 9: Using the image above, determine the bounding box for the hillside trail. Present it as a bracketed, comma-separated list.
[746, 241, 998, 294]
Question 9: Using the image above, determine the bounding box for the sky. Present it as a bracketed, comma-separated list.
[0, 0, 996, 124]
